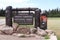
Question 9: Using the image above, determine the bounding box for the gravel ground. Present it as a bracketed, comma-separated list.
[0, 35, 45, 40]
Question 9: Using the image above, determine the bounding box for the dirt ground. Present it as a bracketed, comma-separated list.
[0, 35, 44, 40]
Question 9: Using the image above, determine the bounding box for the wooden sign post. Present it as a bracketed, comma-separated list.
[5, 6, 12, 27]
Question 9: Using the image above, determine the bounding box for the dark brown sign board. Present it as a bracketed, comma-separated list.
[14, 13, 33, 25]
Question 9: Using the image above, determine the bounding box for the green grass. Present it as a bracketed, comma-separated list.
[45, 35, 49, 39]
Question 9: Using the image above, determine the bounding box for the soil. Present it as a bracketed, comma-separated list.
[0, 35, 44, 40]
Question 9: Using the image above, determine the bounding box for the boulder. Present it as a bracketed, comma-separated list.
[30, 28, 37, 34]
[36, 27, 47, 36]
[12, 23, 19, 32]
[0, 26, 13, 35]
[45, 30, 54, 36]
[49, 34, 57, 40]
[16, 27, 31, 34]
[0, 31, 5, 35]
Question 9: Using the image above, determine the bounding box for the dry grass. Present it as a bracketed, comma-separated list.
[0, 17, 5, 19]
[47, 17, 60, 40]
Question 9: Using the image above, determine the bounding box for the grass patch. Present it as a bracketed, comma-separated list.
[57, 36, 60, 40]
[45, 35, 49, 39]
[48, 17, 60, 40]
[48, 17, 60, 20]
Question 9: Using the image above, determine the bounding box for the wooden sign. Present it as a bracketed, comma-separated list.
[14, 13, 33, 25]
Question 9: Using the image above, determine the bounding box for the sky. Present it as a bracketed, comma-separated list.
[0, 0, 60, 10]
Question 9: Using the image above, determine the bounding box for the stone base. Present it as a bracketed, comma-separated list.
[0, 26, 13, 35]
[0, 25, 57, 40]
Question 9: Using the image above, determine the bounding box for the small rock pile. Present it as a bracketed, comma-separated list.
[0, 26, 13, 35]
[0, 23, 56, 39]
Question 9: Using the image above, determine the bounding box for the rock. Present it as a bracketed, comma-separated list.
[36, 27, 47, 36]
[29, 34, 36, 37]
[12, 33, 18, 36]
[0, 26, 13, 35]
[30, 28, 37, 34]
[12, 23, 19, 32]
[16, 27, 31, 34]
[12, 33, 25, 37]
[45, 30, 57, 40]
[45, 30, 54, 36]
[12, 33, 35, 37]
[0, 31, 5, 35]
[49, 34, 57, 40]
